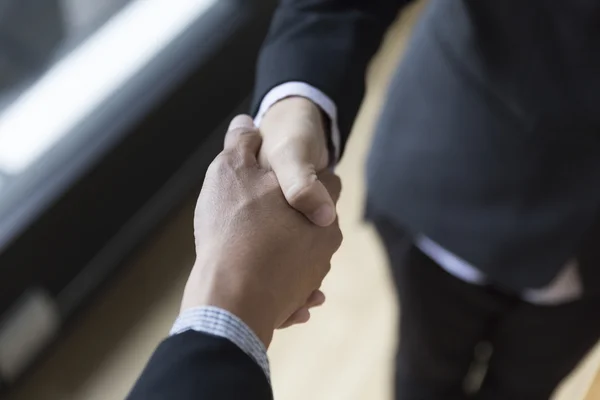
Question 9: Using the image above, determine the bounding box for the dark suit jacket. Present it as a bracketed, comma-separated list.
[127, 331, 272, 400]
[252, 0, 600, 292]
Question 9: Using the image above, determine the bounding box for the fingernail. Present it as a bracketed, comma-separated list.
[310, 204, 335, 226]
[228, 115, 255, 131]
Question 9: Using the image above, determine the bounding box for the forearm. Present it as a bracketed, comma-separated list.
[252, 0, 411, 155]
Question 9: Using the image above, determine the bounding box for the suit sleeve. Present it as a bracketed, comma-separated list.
[252, 0, 412, 156]
[127, 331, 272, 400]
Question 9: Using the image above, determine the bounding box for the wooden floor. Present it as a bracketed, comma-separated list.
[6, 2, 600, 399]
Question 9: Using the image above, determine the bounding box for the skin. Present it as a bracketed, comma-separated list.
[180, 115, 342, 347]
[258, 97, 335, 227]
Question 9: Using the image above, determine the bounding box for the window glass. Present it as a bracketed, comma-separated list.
[0, 0, 216, 194]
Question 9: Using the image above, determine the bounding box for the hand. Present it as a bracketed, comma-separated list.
[181, 115, 343, 347]
[258, 97, 336, 227]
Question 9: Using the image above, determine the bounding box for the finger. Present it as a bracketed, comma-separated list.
[278, 308, 311, 329]
[270, 150, 336, 227]
[278, 290, 325, 329]
[224, 115, 262, 163]
[317, 171, 342, 205]
[305, 290, 326, 308]
[224, 114, 256, 147]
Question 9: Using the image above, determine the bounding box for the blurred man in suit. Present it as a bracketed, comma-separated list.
[253, 1, 600, 399]
[127, 115, 342, 400]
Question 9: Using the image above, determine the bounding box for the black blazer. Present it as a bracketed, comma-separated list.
[127, 331, 272, 400]
[252, 0, 600, 292]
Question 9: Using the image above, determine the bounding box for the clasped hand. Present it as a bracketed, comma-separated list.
[181, 115, 342, 347]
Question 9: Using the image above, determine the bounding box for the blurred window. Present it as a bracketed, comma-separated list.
[0, 0, 216, 189]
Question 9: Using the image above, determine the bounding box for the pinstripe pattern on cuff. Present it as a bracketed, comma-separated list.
[170, 306, 270, 382]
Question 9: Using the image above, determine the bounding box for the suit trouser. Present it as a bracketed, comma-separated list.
[371, 214, 600, 400]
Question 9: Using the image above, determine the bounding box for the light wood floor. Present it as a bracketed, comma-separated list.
[7, 2, 600, 399]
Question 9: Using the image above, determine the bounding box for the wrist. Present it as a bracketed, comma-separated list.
[262, 96, 322, 124]
[209, 292, 274, 348]
[181, 259, 276, 348]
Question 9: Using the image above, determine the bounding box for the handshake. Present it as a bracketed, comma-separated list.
[182, 108, 342, 348]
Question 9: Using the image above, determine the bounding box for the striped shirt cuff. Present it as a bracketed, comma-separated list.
[170, 306, 270, 382]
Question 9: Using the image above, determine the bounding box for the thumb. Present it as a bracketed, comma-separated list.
[269, 151, 336, 227]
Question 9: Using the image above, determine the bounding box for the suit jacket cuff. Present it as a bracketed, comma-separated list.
[170, 306, 270, 382]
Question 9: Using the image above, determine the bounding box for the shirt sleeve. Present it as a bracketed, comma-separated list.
[253, 81, 341, 163]
[170, 306, 270, 382]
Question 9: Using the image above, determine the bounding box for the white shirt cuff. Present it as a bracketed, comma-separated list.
[170, 306, 270, 382]
[254, 81, 341, 162]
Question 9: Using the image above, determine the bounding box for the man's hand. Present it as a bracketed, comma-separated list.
[258, 97, 336, 227]
[181, 115, 343, 348]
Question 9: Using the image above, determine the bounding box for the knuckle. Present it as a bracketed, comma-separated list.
[225, 126, 256, 145]
[315, 263, 332, 283]
[233, 130, 253, 144]
[220, 148, 247, 172]
[330, 226, 343, 250]
[231, 151, 246, 170]
[229, 126, 254, 137]
[207, 151, 248, 181]
[234, 145, 254, 167]
[210, 152, 232, 173]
